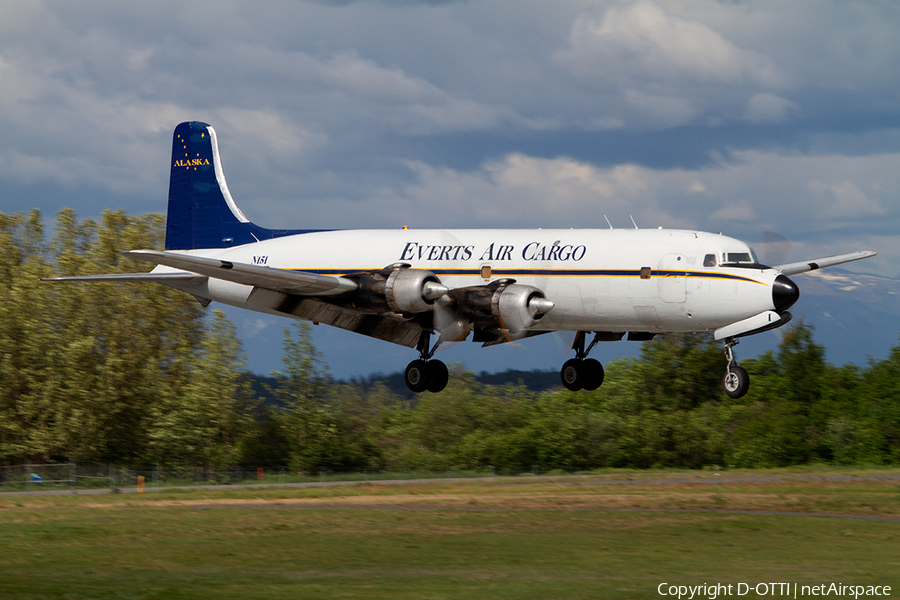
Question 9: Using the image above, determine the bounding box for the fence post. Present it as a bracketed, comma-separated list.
[70, 463, 76, 495]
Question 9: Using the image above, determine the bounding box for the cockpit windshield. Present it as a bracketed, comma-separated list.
[726, 252, 753, 263]
[720, 249, 761, 267]
[701, 238, 766, 268]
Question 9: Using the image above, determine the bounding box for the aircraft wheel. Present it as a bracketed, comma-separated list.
[405, 359, 430, 393]
[426, 360, 449, 393]
[723, 365, 750, 399]
[582, 358, 605, 391]
[560, 359, 584, 391]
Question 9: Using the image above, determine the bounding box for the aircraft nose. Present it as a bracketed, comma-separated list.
[772, 274, 800, 313]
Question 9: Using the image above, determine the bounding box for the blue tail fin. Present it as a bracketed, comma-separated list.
[165, 121, 312, 250]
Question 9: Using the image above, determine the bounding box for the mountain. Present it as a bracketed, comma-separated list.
[738, 269, 900, 366]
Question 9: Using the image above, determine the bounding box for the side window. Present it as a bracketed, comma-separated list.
[703, 254, 717, 267]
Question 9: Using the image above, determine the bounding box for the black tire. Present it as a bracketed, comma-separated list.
[582, 358, 605, 391]
[723, 365, 750, 399]
[560, 358, 583, 391]
[426, 360, 449, 393]
[405, 359, 430, 393]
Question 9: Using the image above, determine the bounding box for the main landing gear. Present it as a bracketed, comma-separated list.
[404, 332, 449, 393]
[722, 337, 749, 399]
[560, 331, 605, 392]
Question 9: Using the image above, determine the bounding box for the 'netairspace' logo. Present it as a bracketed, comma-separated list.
[657, 582, 893, 599]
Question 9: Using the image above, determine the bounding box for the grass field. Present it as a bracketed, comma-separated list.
[1, 468, 898, 599]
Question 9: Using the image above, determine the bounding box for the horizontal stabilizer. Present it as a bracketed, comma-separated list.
[43, 272, 204, 283]
[774, 250, 876, 276]
[124, 249, 359, 297]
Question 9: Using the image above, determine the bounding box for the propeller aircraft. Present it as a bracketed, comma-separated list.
[46, 122, 876, 398]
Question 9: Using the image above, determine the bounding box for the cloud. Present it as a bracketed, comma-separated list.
[622, 89, 698, 128]
[743, 92, 798, 124]
[1, 0, 898, 277]
[807, 180, 887, 219]
[710, 199, 757, 222]
[556, 1, 786, 87]
[317, 51, 443, 102]
[311, 148, 899, 275]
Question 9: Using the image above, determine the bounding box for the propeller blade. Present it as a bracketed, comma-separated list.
[433, 296, 469, 344]
[761, 231, 793, 266]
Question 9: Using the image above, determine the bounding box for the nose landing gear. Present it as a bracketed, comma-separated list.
[560, 331, 605, 391]
[404, 332, 449, 393]
[722, 337, 749, 399]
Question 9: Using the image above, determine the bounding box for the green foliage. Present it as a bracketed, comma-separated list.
[1, 207, 898, 471]
[0, 209, 242, 467]
[146, 310, 255, 468]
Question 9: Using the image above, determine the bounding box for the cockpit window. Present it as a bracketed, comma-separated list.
[703, 254, 717, 267]
[720, 249, 763, 267]
[726, 252, 753, 263]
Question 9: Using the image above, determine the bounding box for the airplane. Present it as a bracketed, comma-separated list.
[45, 121, 877, 398]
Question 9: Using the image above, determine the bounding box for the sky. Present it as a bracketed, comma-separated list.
[2, 0, 899, 378]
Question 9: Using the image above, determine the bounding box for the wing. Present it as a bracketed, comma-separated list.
[122, 251, 427, 348]
[123, 249, 358, 296]
[44, 250, 425, 347]
[43, 272, 205, 283]
[774, 250, 876, 276]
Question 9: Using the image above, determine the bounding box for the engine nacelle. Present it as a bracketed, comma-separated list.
[349, 264, 448, 314]
[385, 266, 447, 314]
[492, 284, 554, 333]
[448, 280, 554, 334]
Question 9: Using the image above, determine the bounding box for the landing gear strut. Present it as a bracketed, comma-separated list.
[722, 337, 749, 399]
[404, 332, 449, 393]
[560, 331, 605, 392]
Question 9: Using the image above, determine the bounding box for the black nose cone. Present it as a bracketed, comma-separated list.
[773, 274, 800, 313]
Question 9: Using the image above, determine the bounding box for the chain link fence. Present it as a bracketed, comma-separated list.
[0, 463, 78, 492]
[1, 463, 558, 494]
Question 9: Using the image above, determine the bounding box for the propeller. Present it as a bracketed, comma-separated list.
[432, 295, 470, 345]
[760, 231, 793, 267]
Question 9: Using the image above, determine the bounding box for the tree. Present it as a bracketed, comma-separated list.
[0, 208, 209, 465]
[267, 321, 331, 472]
[147, 310, 254, 468]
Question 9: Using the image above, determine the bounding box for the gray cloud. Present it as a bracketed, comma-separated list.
[2, 2, 897, 258]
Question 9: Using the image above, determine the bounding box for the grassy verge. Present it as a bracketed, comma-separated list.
[1, 468, 898, 599]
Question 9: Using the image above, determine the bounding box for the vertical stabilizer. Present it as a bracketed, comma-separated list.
[165, 122, 314, 250]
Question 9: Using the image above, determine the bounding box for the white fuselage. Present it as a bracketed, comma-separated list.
[159, 227, 781, 336]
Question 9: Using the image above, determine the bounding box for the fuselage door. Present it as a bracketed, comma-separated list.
[657, 253, 688, 303]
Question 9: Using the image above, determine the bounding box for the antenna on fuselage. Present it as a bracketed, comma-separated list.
[629, 215, 639, 229]
[603, 215, 613, 229]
